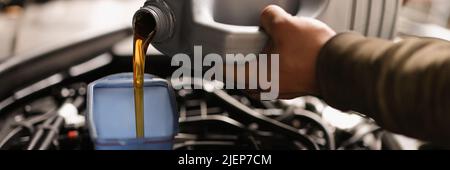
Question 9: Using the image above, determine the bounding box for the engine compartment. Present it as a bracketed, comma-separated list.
[0, 38, 409, 150]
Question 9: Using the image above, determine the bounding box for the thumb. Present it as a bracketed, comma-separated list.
[260, 5, 292, 36]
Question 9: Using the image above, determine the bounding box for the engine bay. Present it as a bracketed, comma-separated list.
[0, 39, 413, 150]
[1, 0, 448, 151]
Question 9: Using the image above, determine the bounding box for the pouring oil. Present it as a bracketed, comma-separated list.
[133, 31, 154, 138]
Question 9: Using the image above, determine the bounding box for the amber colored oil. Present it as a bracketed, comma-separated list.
[132, 31, 154, 138]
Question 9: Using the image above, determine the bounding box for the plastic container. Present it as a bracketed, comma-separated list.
[87, 73, 178, 150]
[133, 0, 401, 58]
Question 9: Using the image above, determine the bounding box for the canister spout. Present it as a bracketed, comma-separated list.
[132, 0, 174, 42]
[133, 9, 156, 39]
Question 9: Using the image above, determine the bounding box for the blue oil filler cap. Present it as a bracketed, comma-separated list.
[87, 73, 179, 150]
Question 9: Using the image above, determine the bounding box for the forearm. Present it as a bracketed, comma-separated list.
[317, 33, 450, 144]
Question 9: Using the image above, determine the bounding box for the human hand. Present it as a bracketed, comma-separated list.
[259, 5, 336, 99]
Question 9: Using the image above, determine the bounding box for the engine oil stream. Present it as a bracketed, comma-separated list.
[133, 31, 154, 138]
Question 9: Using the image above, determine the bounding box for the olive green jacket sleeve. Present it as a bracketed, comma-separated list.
[317, 32, 450, 145]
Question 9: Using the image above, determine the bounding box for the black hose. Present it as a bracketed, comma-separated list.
[172, 78, 320, 150]
[212, 90, 320, 150]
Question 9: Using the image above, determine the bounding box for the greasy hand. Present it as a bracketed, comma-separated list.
[260, 5, 336, 99]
